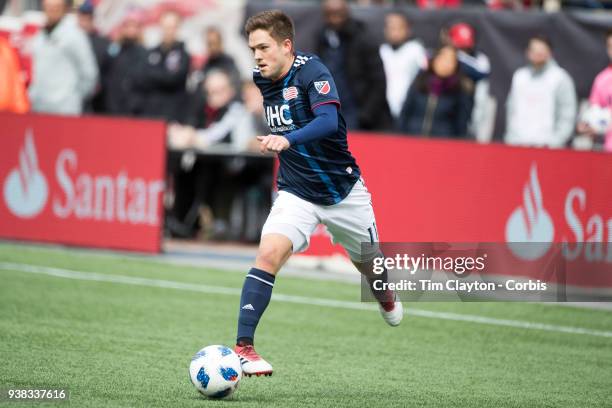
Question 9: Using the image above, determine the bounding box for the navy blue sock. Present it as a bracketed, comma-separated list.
[236, 268, 276, 345]
[366, 267, 394, 311]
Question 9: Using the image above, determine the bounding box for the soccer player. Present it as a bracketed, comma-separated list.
[234, 10, 402, 377]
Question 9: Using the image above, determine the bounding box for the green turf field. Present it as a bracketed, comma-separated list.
[1, 242, 611, 407]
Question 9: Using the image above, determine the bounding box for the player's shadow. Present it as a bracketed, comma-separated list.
[187, 394, 275, 404]
[187, 389, 396, 404]
[187, 394, 245, 404]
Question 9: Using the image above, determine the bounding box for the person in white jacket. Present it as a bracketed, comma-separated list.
[379, 11, 427, 123]
[29, 0, 98, 115]
[505, 35, 577, 148]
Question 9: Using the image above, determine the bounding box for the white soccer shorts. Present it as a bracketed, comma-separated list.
[261, 178, 380, 262]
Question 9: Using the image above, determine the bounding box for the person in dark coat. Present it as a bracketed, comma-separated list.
[140, 10, 190, 122]
[185, 27, 241, 114]
[77, 0, 111, 113]
[399, 45, 474, 138]
[200, 27, 240, 86]
[104, 11, 147, 116]
[315, 0, 392, 131]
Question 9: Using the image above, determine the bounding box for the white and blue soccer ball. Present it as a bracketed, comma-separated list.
[189, 345, 242, 399]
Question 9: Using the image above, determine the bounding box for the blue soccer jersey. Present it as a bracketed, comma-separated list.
[254, 52, 361, 206]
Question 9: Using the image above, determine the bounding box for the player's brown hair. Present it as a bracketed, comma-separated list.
[244, 10, 295, 44]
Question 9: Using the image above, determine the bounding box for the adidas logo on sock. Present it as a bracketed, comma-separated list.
[241, 304, 255, 311]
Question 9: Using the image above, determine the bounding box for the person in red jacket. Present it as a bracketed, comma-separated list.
[0, 36, 30, 113]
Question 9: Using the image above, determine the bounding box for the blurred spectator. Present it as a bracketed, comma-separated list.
[444, 22, 493, 142]
[505, 36, 577, 148]
[187, 26, 241, 106]
[171, 70, 257, 151]
[240, 80, 270, 144]
[104, 10, 147, 116]
[417, 0, 461, 8]
[198, 27, 240, 87]
[167, 70, 258, 238]
[28, 0, 98, 115]
[562, 0, 612, 9]
[140, 10, 190, 122]
[355, 0, 390, 4]
[77, 0, 110, 113]
[398, 45, 474, 138]
[487, 0, 533, 9]
[379, 11, 427, 124]
[577, 30, 612, 152]
[0, 36, 30, 113]
[444, 23, 490, 85]
[315, 0, 392, 130]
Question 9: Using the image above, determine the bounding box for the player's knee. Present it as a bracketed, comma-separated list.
[255, 244, 290, 275]
[351, 250, 383, 277]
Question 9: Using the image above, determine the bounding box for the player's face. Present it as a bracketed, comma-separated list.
[248, 29, 293, 80]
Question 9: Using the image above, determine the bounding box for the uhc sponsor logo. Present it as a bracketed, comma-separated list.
[282, 86, 298, 101]
[3, 129, 48, 219]
[265, 104, 293, 128]
[314, 81, 330, 95]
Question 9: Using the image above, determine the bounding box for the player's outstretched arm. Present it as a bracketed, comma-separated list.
[285, 103, 338, 145]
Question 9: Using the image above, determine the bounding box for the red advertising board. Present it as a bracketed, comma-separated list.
[306, 133, 612, 287]
[0, 112, 166, 253]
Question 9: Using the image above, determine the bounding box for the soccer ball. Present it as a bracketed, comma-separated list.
[189, 345, 242, 399]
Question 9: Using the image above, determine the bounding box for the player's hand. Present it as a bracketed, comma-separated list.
[257, 135, 290, 154]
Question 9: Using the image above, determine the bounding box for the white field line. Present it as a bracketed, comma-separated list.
[1, 262, 611, 339]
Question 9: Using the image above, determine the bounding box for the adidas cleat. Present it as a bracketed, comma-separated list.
[234, 345, 273, 377]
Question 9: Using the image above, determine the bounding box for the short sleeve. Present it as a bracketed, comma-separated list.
[300, 58, 341, 111]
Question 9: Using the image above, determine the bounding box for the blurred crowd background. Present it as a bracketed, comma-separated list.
[1, 0, 611, 241]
